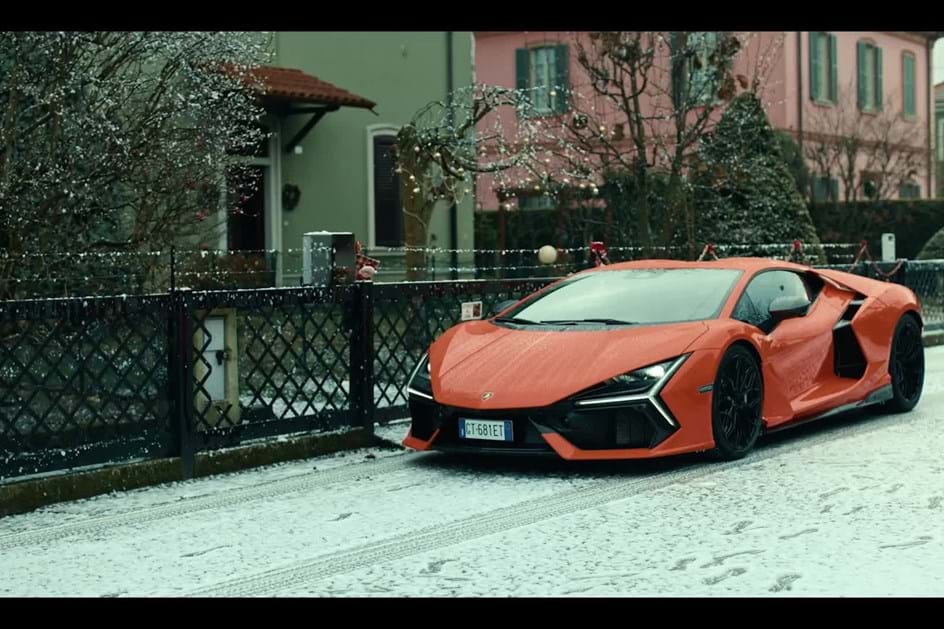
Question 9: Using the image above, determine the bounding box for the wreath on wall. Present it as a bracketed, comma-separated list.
[282, 184, 301, 211]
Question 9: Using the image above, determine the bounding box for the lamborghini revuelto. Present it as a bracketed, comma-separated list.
[403, 258, 924, 460]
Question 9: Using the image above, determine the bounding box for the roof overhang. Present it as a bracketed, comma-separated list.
[246, 65, 377, 153]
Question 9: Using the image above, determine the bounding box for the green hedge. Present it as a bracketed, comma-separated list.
[474, 207, 611, 253]
[478, 199, 944, 262]
[809, 200, 944, 260]
[473, 208, 611, 277]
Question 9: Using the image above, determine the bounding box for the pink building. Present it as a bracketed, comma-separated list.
[474, 31, 938, 218]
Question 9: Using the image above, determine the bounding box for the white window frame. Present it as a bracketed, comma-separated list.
[366, 123, 402, 249]
[861, 171, 881, 199]
[689, 32, 722, 104]
[529, 46, 558, 114]
[518, 193, 556, 211]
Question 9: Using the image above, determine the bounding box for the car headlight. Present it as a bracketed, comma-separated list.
[603, 360, 674, 392]
[407, 353, 433, 400]
[575, 356, 688, 407]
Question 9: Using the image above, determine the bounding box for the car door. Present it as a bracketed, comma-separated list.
[732, 269, 836, 408]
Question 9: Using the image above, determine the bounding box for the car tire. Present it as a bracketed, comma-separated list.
[884, 313, 924, 413]
[710, 344, 764, 461]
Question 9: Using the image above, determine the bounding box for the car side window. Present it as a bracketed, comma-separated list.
[733, 271, 810, 330]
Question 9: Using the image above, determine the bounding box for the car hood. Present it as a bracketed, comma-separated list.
[429, 320, 708, 409]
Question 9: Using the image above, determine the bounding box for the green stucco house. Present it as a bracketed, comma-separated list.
[223, 32, 476, 283]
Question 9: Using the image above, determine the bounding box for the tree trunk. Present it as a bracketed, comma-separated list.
[401, 186, 429, 282]
[633, 158, 652, 253]
[660, 169, 689, 256]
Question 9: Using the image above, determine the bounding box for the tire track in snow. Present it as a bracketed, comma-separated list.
[189, 411, 909, 597]
[0, 453, 418, 552]
[190, 466, 705, 596]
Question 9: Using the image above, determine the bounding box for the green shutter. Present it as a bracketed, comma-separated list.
[903, 54, 915, 117]
[830, 178, 839, 202]
[812, 177, 824, 201]
[875, 46, 883, 110]
[809, 32, 821, 101]
[515, 48, 530, 111]
[829, 35, 838, 103]
[554, 44, 569, 114]
[857, 41, 867, 109]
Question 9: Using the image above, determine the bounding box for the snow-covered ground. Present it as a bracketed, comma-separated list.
[2, 347, 943, 597]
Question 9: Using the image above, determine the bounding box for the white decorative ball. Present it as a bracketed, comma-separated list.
[538, 245, 558, 265]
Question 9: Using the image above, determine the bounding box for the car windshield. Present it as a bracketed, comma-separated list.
[503, 268, 743, 325]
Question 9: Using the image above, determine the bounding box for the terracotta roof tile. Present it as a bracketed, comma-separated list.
[250, 65, 376, 110]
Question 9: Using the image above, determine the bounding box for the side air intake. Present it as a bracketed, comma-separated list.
[833, 295, 867, 379]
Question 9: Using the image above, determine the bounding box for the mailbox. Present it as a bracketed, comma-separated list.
[881, 233, 896, 262]
[193, 309, 240, 428]
[302, 232, 356, 286]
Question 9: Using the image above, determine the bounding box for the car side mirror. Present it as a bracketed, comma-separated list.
[769, 295, 811, 321]
[494, 299, 518, 315]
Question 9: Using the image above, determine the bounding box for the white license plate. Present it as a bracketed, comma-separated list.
[459, 418, 513, 442]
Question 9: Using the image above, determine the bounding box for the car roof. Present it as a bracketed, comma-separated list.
[592, 257, 811, 273]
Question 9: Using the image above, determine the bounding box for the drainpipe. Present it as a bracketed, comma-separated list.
[927, 35, 934, 198]
[446, 31, 459, 279]
[797, 31, 804, 154]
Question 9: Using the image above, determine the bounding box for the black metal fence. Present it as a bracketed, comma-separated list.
[0, 278, 551, 480]
[1, 261, 942, 482]
[823, 259, 944, 331]
[899, 261, 944, 331]
[0, 294, 174, 477]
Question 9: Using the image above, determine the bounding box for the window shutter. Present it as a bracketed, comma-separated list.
[874, 46, 883, 110]
[857, 41, 867, 109]
[809, 32, 821, 101]
[812, 177, 824, 201]
[830, 178, 839, 202]
[828, 35, 838, 103]
[554, 44, 569, 114]
[903, 54, 915, 116]
[899, 182, 919, 199]
[939, 118, 944, 161]
[515, 48, 530, 111]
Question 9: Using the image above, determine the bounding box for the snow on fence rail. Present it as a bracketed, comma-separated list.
[0, 261, 941, 482]
[0, 243, 864, 298]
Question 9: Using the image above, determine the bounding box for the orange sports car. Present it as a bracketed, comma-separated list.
[402, 258, 925, 461]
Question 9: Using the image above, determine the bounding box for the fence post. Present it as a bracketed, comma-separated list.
[169, 287, 195, 479]
[349, 281, 375, 435]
